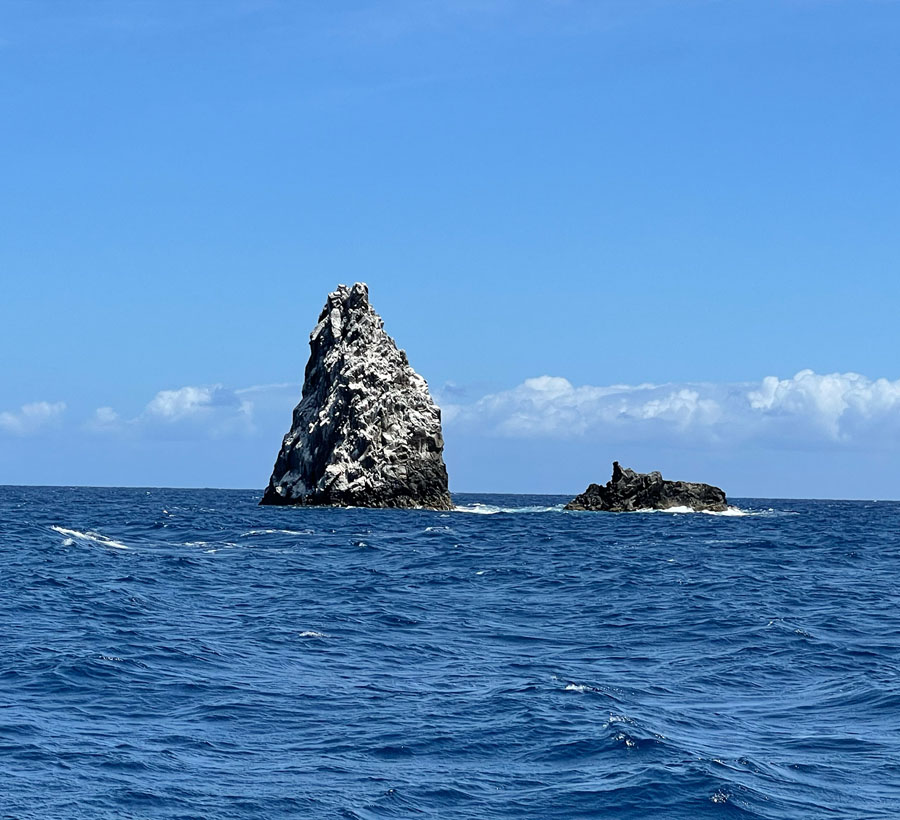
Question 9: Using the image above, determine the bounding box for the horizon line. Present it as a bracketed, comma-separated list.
[0, 483, 894, 503]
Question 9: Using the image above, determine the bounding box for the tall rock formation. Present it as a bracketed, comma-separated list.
[260, 283, 453, 510]
[565, 462, 729, 512]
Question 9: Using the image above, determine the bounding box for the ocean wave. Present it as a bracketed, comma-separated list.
[51, 525, 130, 549]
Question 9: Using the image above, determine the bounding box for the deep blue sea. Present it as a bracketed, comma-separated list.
[2, 487, 899, 819]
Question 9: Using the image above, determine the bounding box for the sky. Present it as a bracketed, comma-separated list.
[1, 0, 899, 498]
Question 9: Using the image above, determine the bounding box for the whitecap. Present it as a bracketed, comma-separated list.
[454, 504, 502, 515]
[51, 526, 130, 550]
[565, 683, 590, 693]
[702, 506, 750, 517]
[298, 631, 330, 638]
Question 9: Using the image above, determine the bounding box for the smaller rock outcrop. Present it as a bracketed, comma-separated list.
[565, 462, 728, 512]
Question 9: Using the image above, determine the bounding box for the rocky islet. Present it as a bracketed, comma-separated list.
[565, 462, 729, 512]
[260, 283, 452, 510]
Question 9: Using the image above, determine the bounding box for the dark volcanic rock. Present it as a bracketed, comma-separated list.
[260, 283, 452, 510]
[565, 462, 728, 512]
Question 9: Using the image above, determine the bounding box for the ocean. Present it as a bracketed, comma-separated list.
[1, 486, 898, 819]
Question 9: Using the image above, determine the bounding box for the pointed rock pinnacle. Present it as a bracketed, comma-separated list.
[260, 283, 453, 510]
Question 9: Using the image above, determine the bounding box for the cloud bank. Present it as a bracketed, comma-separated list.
[440, 370, 900, 450]
[7, 370, 899, 454]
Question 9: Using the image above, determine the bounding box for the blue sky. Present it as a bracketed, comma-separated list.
[2, 0, 899, 498]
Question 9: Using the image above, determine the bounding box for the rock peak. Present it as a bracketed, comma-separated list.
[326, 282, 370, 314]
[260, 284, 452, 510]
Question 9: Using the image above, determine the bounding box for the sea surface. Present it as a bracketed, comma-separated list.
[1, 487, 899, 819]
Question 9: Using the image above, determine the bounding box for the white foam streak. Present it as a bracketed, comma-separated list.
[52, 526, 130, 550]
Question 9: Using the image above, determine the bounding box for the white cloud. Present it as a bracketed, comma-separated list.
[84, 406, 120, 432]
[440, 370, 900, 449]
[747, 370, 900, 441]
[140, 384, 254, 436]
[94, 406, 119, 425]
[146, 385, 225, 421]
[0, 401, 66, 435]
[441, 376, 725, 439]
[88, 384, 265, 439]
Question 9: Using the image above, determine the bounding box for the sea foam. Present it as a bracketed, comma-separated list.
[51, 525, 130, 550]
[455, 502, 750, 516]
